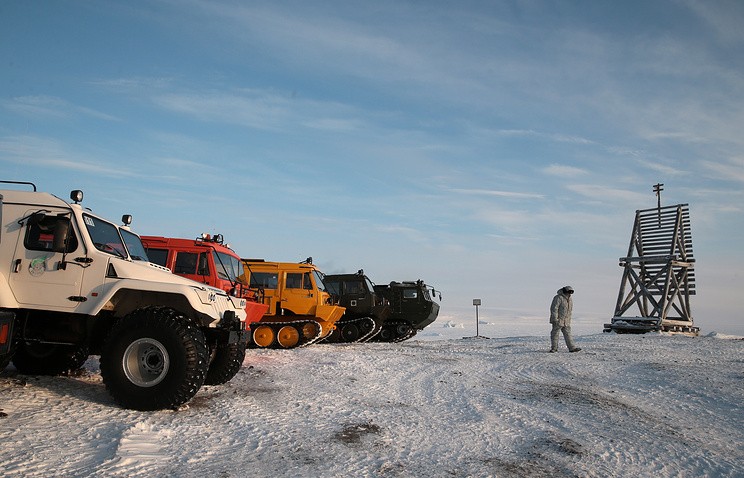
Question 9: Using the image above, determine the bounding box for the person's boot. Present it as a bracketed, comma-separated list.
[569, 347, 582, 352]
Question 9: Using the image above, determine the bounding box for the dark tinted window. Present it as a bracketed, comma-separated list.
[145, 248, 169, 267]
[345, 280, 364, 294]
[174, 252, 198, 274]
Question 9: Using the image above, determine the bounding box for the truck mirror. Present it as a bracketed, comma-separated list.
[52, 218, 70, 253]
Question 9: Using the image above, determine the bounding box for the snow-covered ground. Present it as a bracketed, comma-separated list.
[1, 315, 742, 478]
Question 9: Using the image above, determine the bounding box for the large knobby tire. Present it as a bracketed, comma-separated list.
[100, 307, 208, 411]
[12, 342, 89, 375]
[204, 342, 246, 386]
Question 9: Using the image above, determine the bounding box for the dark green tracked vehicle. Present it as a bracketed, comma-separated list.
[372, 280, 441, 342]
[322, 270, 390, 343]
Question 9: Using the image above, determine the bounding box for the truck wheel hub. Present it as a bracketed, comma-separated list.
[122, 338, 170, 387]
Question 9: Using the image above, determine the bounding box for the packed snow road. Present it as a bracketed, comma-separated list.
[1, 333, 742, 477]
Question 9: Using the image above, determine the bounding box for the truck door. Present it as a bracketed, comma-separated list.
[9, 211, 84, 308]
[282, 271, 314, 315]
[173, 251, 210, 284]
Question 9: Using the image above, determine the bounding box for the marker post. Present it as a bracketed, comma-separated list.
[473, 298, 481, 336]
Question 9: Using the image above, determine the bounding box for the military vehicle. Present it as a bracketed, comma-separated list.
[373, 280, 441, 342]
[0, 181, 249, 410]
[240, 258, 345, 348]
[322, 270, 390, 343]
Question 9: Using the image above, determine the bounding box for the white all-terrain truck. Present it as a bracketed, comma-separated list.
[0, 181, 249, 410]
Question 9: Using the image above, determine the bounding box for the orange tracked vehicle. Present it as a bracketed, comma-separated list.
[240, 258, 345, 348]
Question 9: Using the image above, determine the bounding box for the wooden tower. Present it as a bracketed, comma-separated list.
[604, 204, 699, 335]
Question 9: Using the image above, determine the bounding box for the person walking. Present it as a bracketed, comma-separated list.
[550, 286, 581, 353]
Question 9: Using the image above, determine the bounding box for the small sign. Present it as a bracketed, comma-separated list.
[473, 299, 481, 306]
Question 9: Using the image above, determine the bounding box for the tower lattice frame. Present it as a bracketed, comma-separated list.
[605, 204, 698, 335]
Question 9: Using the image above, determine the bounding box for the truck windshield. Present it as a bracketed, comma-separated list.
[121, 229, 149, 261]
[324, 278, 340, 295]
[82, 214, 126, 258]
[214, 251, 242, 282]
[313, 270, 328, 292]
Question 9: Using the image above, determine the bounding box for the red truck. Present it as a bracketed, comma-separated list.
[140, 234, 268, 325]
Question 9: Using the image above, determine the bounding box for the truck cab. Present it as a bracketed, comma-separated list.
[373, 280, 441, 341]
[1, 181, 249, 410]
[240, 258, 345, 348]
[140, 234, 268, 324]
[322, 270, 391, 342]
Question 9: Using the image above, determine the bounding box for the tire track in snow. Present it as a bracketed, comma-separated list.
[98, 420, 172, 476]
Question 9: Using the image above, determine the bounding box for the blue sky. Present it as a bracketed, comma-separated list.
[2, 1, 743, 334]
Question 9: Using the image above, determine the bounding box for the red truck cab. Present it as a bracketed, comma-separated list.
[140, 234, 268, 323]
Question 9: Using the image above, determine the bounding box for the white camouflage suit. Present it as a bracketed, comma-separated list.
[549, 286, 580, 352]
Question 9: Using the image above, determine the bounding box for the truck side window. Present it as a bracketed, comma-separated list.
[403, 290, 418, 299]
[286, 273, 302, 289]
[347, 280, 363, 294]
[174, 252, 198, 274]
[144, 248, 169, 267]
[303, 272, 313, 290]
[250, 272, 278, 289]
[24, 215, 78, 253]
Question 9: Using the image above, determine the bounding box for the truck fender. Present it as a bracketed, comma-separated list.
[80, 278, 201, 315]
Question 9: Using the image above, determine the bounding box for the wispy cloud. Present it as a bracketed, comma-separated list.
[0, 135, 135, 177]
[636, 158, 690, 177]
[374, 224, 431, 244]
[542, 164, 589, 178]
[151, 88, 367, 133]
[701, 157, 744, 183]
[494, 129, 594, 145]
[171, 1, 433, 84]
[1, 96, 119, 121]
[566, 184, 647, 204]
[682, 0, 744, 44]
[89, 77, 175, 93]
[448, 188, 545, 200]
